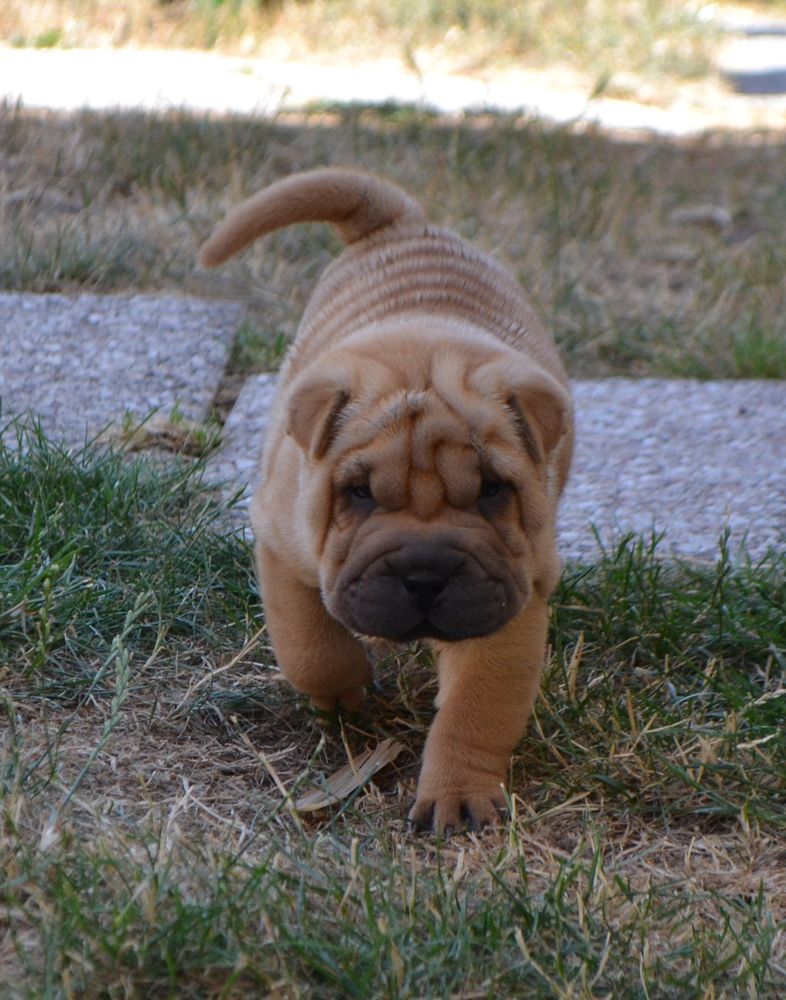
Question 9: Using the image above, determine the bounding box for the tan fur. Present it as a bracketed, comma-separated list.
[199, 168, 574, 834]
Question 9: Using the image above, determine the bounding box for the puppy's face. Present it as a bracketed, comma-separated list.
[286, 329, 569, 644]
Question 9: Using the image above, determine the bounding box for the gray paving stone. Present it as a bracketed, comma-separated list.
[207, 374, 786, 563]
[562, 379, 785, 563]
[208, 372, 277, 498]
[0, 293, 242, 447]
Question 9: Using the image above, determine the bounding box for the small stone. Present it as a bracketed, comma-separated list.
[669, 205, 733, 229]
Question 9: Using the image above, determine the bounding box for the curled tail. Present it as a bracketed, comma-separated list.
[198, 168, 425, 268]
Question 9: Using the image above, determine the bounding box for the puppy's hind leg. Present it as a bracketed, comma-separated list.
[256, 543, 372, 714]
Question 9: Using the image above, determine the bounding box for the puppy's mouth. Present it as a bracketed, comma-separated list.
[389, 621, 463, 643]
[331, 544, 525, 643]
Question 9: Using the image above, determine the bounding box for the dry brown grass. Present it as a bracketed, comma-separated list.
[5, 632, 785, 995]
[0, 0, 720, 82]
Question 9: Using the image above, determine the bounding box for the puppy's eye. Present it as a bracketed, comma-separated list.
[343, 482, 375, 512]
[477, 478, 511, 517]
[479, 479, 504, 499]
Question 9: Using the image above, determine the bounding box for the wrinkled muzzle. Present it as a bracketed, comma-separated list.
[329, 541, 527, 642]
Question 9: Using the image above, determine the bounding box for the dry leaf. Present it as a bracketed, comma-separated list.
[294, 738, 405, 813]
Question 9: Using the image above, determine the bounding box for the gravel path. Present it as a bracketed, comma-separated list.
[562, 379, 785, 562]
[0, 293, 241, 445]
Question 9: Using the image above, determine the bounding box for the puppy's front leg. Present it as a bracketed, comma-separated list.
[256, 543, 372, 713]
[410, 595, 548, 835]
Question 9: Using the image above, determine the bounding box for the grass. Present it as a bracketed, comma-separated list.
[2, 101, 786, 379]
[0, 418, 253, 695]
[1, 417, 784, 997]
[0, 0, 723, 82]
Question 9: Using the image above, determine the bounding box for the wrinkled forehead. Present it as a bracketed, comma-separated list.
[334, 388, 518, 518]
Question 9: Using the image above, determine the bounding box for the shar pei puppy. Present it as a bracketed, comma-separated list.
[199, 168, 573, 834]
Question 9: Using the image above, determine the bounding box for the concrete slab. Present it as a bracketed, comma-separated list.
[562, 379, 785, 562]
[207, 374, 786, 563]
[208, 371, 277, 496]
[0, 293, 242, 447]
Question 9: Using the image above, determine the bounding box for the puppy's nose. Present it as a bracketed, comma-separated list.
[402, 571, 448, 612]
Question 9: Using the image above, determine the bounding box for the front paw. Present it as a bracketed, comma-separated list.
[408, 775, 507, 835]
[309, 683, 367, 719]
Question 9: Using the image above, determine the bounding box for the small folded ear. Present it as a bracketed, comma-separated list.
[287, 372, 350, 459]
[470, 359, 570, 464]
[506, 373, 570, 464]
